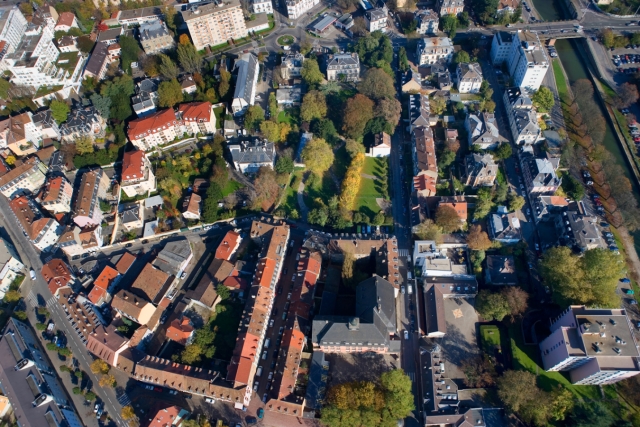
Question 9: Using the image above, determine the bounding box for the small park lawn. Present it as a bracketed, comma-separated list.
[221, 180, 243, 197]
[355, 175, 383, 216]
[480, 324, 501, 353]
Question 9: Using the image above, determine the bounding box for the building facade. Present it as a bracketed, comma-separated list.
[252, 0, 273, 14]
[416, 37, 453, 65]
[139, 19, 175, 54]
[415, 9, 438, 35]
[285, 0, 319, 19]
[326, 52, 360, 82]
[182, 1, 248, 51]
[37, 176, 74, 214]
[232, 53, 259, 115]
[0, 6, 28, 53]
[456, 62, 483, 93]
[121, 149, 156, 198]
[365, 8, 387, 32]
[436, 0, 464, 15]
[0, 156, 47, 198]
[507, 30, 549, 91]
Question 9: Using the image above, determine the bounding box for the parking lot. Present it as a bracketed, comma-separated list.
[611, 49, 640, 74]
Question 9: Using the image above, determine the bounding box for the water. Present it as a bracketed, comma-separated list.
[531, 0, 563, 21]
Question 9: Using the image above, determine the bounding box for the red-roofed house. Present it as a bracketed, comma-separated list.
[149, 406, 189, 427]
[165, 317, 195, 345]
[215, 230, 241, 261]
[413, 174, 436, 197]
[121, 149, 156, 197]
[88, 266, 120, 305]
[178, 102, 216, 135]
[55, 12, 78, 32]
[438, 196, 468, 222]
[273, 328, 305, 400]
[227, 331, 261, 387]
[127, 109, 182, 151]
[9, 196, 61, 252]
[223, 276, 248, 291]
[41, 259, 75, 296]
[116, 252, 137, 274]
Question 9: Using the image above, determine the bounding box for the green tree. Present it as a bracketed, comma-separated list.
[429, 96, 447, 115]
[35, 323, 47, 330]
[453, 50, 471, 64]
[601, 28, 615, 49]
[180, 343, 203, 364]
[158, 54, 179, 80]
[380, 369, 414, 419]
[90, 359, 110, 375]
[244, 105, 265, 131]
[90, 93, 111, 121]
[216, 285, 231, 300]
[308, 207, 329, 226]
[532, 86, 555, 112]
[275, 156, 294, 174]
[50, 100, 70, 124]
[398, 47, 409, 72]
[414, 219, 442, 243]
[435, 205, 462, 233]
[301, 59, 324, 85]
[494, 143, 512, 160]
[0, 79, 10, 99]
[177, 41, 203, 74]
[300, 90, 327, 122]
[475, 290, 510, 321]
[158, 79, 184, 108]
[358, 67, 396, 101]
[260, 120, 281, 142]
[4, 290, 21, 303]
[342, 94, 375, 139]
[568, 400, 612, 427]
[437, 149, 456, 170]
[302, 138, 334, 176]
[440, 14, 458, 37]
[72, 387, 82, 395]
[218, 69, 231, 98]
[118, 35, 141, 74]
[162, 5, 177, 31]
[84, 391, 97, 401]
[342, 251, 355, 287]
[508, 194, 525, 212]
[100, 74, 135, 121]
[502, 286, 529, 320]
[268, 92, 278, 116]
[202, 182, 222, 223]
[75, 135, 95, 155]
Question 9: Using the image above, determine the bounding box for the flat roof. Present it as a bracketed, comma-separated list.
[577, 314, 639, 358]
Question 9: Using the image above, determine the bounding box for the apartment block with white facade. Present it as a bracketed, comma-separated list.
[507, 30, 549, 91]
[0, 238, 24, 298]
[0, 156, 47, 198]
[416, 37, 453, 65]
[9, 196, 60, 252]
[252, 0, 273, 14]
[415, 9, 438, 35]
[286, 0, 319, 19]
[182, 1, 248, 51]
[436, 0, 464, 15]
[490, 31, 513, 65]
[37, 176, 74, 214]
[127, 108, 183, 150]
[456, 62, 483, 93]
[365, 8, 387, 32]
[326, 52, 360, 82]
[178, 101, 217, 135]
[0, 6, 28, 53]
[121, 149, 156, 198]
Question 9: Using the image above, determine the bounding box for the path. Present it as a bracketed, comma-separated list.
[361, 173, 380, 180]
[296, 176, 309, 222]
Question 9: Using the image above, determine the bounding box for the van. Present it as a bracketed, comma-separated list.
[264, 339, 270, 349]
[256, 366, 263, 377]
[407, 271, 413, 280]
[408, 285, 413, 295]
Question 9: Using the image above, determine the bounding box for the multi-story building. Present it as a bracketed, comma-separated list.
[182, 193, 201, 220]
[0, 6, 28, 53]
[83, 41, 111, 81]
[0, 112, 40, 156]
[116, 6, 163, 26]
[466, 112, 506, 150]
[463, 153, 498, 188]
[0, 238, 23, 299]
[36, 176, 73, 214]
[280, 52, 304, 79]
[365, 8, 387, 32]
[178, 101, 217, 135]
[232, 53, 259, 116]
[60, 105, 106, 142]
[31, 109, 61, 141]
[436, 0, 464, 15]
[490, 31, 513, 65]
[139, 19, 175, 55]
[182, 1, 248, 51]
[54, 12, 78, 32]
[489, 206, 522, 243]
[0, 156, 47, 198]
[121, 149, 156, 198]
[416, 37, 453, 66]
[540, 306, 640, 385]
[507, 30, 549, 91]
[286, 0, 319, 19]
[510, 109, 541, 145]
[127, 108, 184, 150]
[57, 225, 103, 257]
[555, 210, 602, 251]
[229, 138, 276, 173]
[456, 62, 483, 93]
[326, 52, 360, 82]
[415, 9, 438, 35]
[32, 4, 58, 33]
[132, 78, 159, 117]
[9, 196, 60, 252]
[252, 0, 273, 14]
[72, 168, 110, 228]
[521, 154, 561, 194]
[57, 35, 77, 52]
[412, 126, 437, 198]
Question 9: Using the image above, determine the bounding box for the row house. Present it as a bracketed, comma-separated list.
[72, 168, 110, 228]
[9, 195, 60, 252]
[436, 0, 464, 15]
[412, 126, 438, 198]
[0, 156, 48, 198]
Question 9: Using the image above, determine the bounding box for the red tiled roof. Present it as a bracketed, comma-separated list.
[214, 230, 241, 260]
[229, 331, 261, 385]
[413, 174, 436, 195]
[39, 176, 66, 203]
[41, 259, 74, 295]
[253, 258, 276, 288]
[178, 102, 213, 122]
[275, 328, 304, 400]
[149, 406, 184, 427]
[127, 109, 179, 141]
[223, 276, 248, 290]
[166, 317, 194, 345]
[0, 157, 9, 177]
[122, 150, 146, 182]
[438, 200, 468, 221]
[116, 252, 136, 274]
[57, 12, 76, 27]
[88, 266, 119, 304]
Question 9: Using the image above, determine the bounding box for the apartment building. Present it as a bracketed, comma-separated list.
[489, 206, 522, 243]
[252, 0, 273, 14]
[507, 30, 549, 91]
[182, 1, 248, 51]
[412, 126, 437, 198]
[139, 19, 175, 54]
[0, 6, 28, 53]
[215, 230, 242, 261]
[521, 154, 561, 194]
[232, 53, 259, 115]
[178, 101, 217, 135]
[0, 238, 23, 299]
[326, 52, 360, 82]
[57, 225, 103, 258]
[540, 306, 640, 384]
[490, 31, 514, 65]
[116, 6, 163, 26]
[286, 0, 319, 19]
[132, 78, 159, 117]
[9, 196, 60, 252]
[72, 168, 110, 228]
[456, 62, 483, 93]
[365, 8, 387, 32]
[0, 112, 40, 156]
[127, 108, 184, 150]
[83, 41, 111, 81]
[152, 238, 193, 277]
[415, 9, 438, 35]
[463, 153, 498, 188]
[60, 105, 106, 142]
[281, 52, 304, 79]
[36, 176, 73, 214]
[57, 35, 77, 52]
[466, 112, 506, 150]
[436, 0, 464, 15]
[416, 37, 453, 66]
[31, 109, 61, 141]
[0, 156, 47, 198]
[121, 149, 156, 198]
[112, 289, 157, 325]
[229, 138, 276, 173]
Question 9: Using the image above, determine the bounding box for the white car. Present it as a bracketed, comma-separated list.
[205, 397, 215, 403]
[404, 330, 409, 340]
[401, 286, 405, 294]
[29, 269, 36, 280]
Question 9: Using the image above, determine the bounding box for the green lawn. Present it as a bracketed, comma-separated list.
[277, 108, 300, 126]
[355, 176, 383, 216]
[213, 107, 225, 129]
[362, 157, 385, 178]
[552, 59, 569, 101]
[221, 180, 243, 197]
[509, 323, 600, 400]
[480, 325, 501, 353]
[280, 171, 302, 216]
[303, 173, 337, 210]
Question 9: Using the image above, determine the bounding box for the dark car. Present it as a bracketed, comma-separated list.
[246, 416, 257, 425]
[126, 243, 133, 248]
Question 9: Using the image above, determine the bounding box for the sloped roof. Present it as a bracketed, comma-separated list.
[178, 102, 212, 122]
[127, 108, 179, 141]
[131, 263, 171, 303]
[215, 230, 241, 260]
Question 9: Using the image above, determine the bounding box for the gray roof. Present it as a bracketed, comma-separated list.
[139, 19, 170, 41]
[513, 109, 540, 136]
[181, 1, 241, 21]
[564, 212, 602, 250]
[465, 153, 498, 179]
[233, 53, 259, 106]
[229, 139, 275, 166]
[505, 86, 533, 110]
[276, 87, 302, 103]
[152, 238, 192, 275]
[32, 109, 56, 129]
[468, 113, 505, 147]
[144, 195, 163, 209]
[96, 27, 123, 43]
[137, 78, 159, 93]
[365, 7, 386, 21]
[84, 41, 109, 76]
[489, 210, 522, 241]
[524, 156, 561, 189]
[327, 52, 359, 69]
[457, 62, 482, 81]
[60, 105, 102, 137]
[355, 276, 396, 332]
[486, 255, 517, 284]
[122, 205, 141, 225]
[143, 219, 158, 237]
[408, 94, 430, 128]
[118, 6, 162, 21]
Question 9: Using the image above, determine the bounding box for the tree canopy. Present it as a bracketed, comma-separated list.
[301, 90, 328, 122]
[532, 86, 555, 112]
[475, 290, 510, 321]
[435, 205, 462, 233]
[301, 59, 324, 85]
[342, 94, 375, 139]
[302, 138, 334, 176]
[358, 68, 396, 101]
[466, 225, 492, 250]
[50, 100, 70, 124]
[158, 79, 184, 108]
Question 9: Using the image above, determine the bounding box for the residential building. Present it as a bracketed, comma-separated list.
[31, 4, 58, 33]
[407, 94, 433, 134]
[510, 109, 540, 145]
[88, 265, 120, 306]
[83, 41, 111, 81]
[503, 86, 534, 113]
[41, 259, 75, 295]
[31, 109, 61, 142]
[127, 109, 183, 150]
[107, 43, 120, 62]
[0, 156, 47, 198]
[413, 241, 452, 277]
[131, 78, 159, 118]
[0, 6, 28, 53]
[166, 317, 195, 345]
[139, 19, 175, 54]
[96, 27, 123, 45]
[229, 138, 276, 173]
[129, 262, 173, 303]
[252, 0, 273, 13]
[215, 230, 242, 261]
[0, 318, 83, 427]
[0, 112, 39, 156]
[116, 6, 163, 26]
[86, 325, 129, 367]
[0, 238, 23, 299]
[456, 62, 483, 93]
[412, 126, 438, 198]
[186, 258, 234, 310]
[485, 255, 517, 285]
[463, 153, 498, 188]
[490, 31, 514, 65]
[418, 342, 459, 416]
[276, 87, 302, 106]
[508, 30, 549, 91]
[36, 176, 73, 214]
[111, 289, 157, 325]
[182, 1, 248, 51]
[149, 406, 190, 427]
[423, 276, 478, 337]
[369, 132, 391, 157]
[180, 75, 197, 94]
[152, 238, 193, 277]
[365, 8, 387, 32]
[9, 196, 60, 251]
[498, 0, 519, 13]
[121, 149, 156, 198]
[540, 306, 640, 384]
[438, 196, 467, 222]
[57, 35, 77, 52]
[521, 155, 561, 194]
[335, 13, 354, 30]
[57, 225, 103, 257]
[72, 168, 110, 228]
[231, 53, 259, 116]
[415, 9, 438, 35]
[178, 101, 216, 135]
[326, 52, 360, 82]
[555, 210, 603, 251]
[182, 193, 201, 220]
[286, 0, 319, 19]
[401, 69, 422, 93]
[489, 207, 522, 243]
[436, 0, 464, 15]
[416, 37, 453, 65]
[60, 105, 106, 142]
[280, 52, 304, 79]
[466, 112, 506, 150]
[54, 12, 78, 32]
[533, 195, 569, 223]
[121, 203, 143, 231]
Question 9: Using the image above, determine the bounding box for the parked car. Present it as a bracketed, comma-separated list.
[621, 278, 631, 283]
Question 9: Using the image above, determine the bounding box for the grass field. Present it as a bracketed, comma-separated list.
[277, 108, 299, 126]
[480, 325, 501, 353]
[363, 157, 385, 178]
[552, 59, 569, 101]
[304, 173, 337, 210]
[221, 180, 243, 197]
[213, 107, 225, 129]
[355, 175, 384, 216]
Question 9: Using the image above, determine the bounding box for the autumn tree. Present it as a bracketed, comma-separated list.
[162, 5, 177, 31]
[338, 153, 365, 212]
[615, 82, 639, 109]
[466, 225, 492, 250]
[342, 251, 355, 287]
[75, 136, 95, 155]
[302, 138, 334, 176]
[502, 287, 528, 320]
[508, 194, 525, 212]
[358, 67, 396, 100]
[218, 68, 231, 98]
[435, 205, 462, 233]
[461, 356, 496, 388]
[429, 96, 447, 115]
[342, 94, 374, 139]
[177, 41, 202, 74]
[414, 219, 443, 243]
[475, 290, 510, 321]
[158, 79, 184, 108]
[252, 166, 280, 211]
[300, 90, 327, 122]
[301, 59, 324, 85]
[532, 86, 554, 112]
[157, 54, 179, 80]
[99, 374, 116, 387]
[50, 100, 70, 124]
[244, 105, 265, 131]
[375, 98, 402, 127]
[121, 406, 136, 420]
[260, 120, 281, 142]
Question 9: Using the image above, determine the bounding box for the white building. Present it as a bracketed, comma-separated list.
[490, 31, 514, 65]
[508, 30, 549, 91]
[232, 53, 259, 116]
[416, 37, 453, 66]
[54, 12, 78, 32]
[365, 8, 387, 32]
[36, 176, 74, 214]
[286, 0, 319, 19]
[415, 9, 438, 35]
[121, 149, 156, 198]
[0, 156, 48, 198]
[252, 0, 273, 14]
[0, 238, 23, 299]
[456, 62, 483, 93]
[436, 0, 464, 15]
[182, 1, 248, 51]
[326, 52, 360, 82]
[369, 132, 391, 157]
[0, 6, 28, 53]
[281, 52, 304, 79]
[229, 138, 276, 173]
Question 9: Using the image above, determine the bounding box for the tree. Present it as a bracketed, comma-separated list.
[0, 79, 10, 99]
[358, 68, 396, 100]
[19, 2, 33, 15]
[308, 207, 329, 226]
[429, 96, 447, 115]
[379, 369, 414, 420]
[508, 194, 525, 212]
[414, 219, 442, 243]
[177, 41, 203, 74]
[36, 323, 47, 330]
[158, 79, 184, 108]
[202, 182, 222, 223]
[275, 156, 294, 174]
[342, 251, 355, 287]
[5, 155, 14, 166]
[616, 82, 639, 109]
[260, 120, 281, 142]
[498, 370, 539, 413]
[50, 100, 70, 124]
[453, 50, 471, 64]
[75, 136, 95, 155]
[440, 14, 457, 37]
[375, 98, 402, 127]
[476, 290, 510, 321]
[84, 391, 97, 401]
[302, 138, 334, 176]
[158, 54, 179, 80]
[72, 387, 82, 395]
[77, 36, 95, 54]
[91, 359, 110, 375]
[268, 92, 278, 116]
[461, 356, 496, 388]
[4, 290, 21, 303]
[532, 86, 555, 112]
[252, 166, 280, 211]
[494, 143, 512, 160]
[121, 406, 137, 420]
[179, 34, 191, 45]
[502, 287, 528, 320]
[467, 225, 492, 250]
[244, 105, 265, 131]
[300, 90, 327, 122]
[181, 343, 204, 364]
[342, 94, 375, 139]
[100, 74, 135, 121]
[437, 149, 456, 170]
[601, 28, 615, 49]
[398, 47, 409, 72]
[90, 93, 111, 121]
[568, 400, 611, 427]
[99, 374, 116, 388]
[301, 59, 324, 85]
[218, 68, 231, 98]
[435, 205, 462, 233]
[162, 5, 177, 31]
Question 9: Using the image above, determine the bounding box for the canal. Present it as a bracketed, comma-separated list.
[532, 0, 640, 254]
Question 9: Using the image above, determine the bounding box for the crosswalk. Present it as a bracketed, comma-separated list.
[398, 249, 410, 257]
[117, 392, 131, 406]
[26, 291, 57, 309]
[45, 296, 57, 309]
